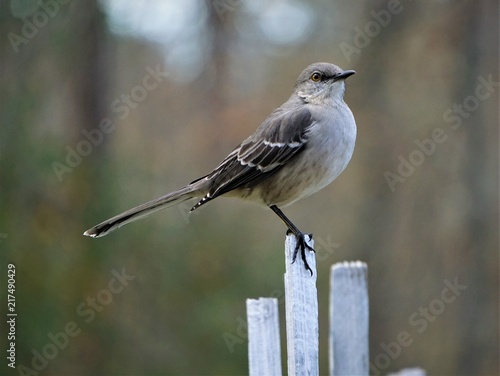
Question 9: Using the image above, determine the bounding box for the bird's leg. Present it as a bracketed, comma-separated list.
[270, 205, 315, 275]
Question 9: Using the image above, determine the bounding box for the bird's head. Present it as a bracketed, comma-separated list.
[294, 62, 355, 103]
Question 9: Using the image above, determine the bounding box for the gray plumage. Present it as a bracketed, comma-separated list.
[84, 62, 356, 251]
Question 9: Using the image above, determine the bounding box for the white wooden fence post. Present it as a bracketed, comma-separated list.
[246, 298, 282, 376]
[388, 368, 427, 376]
[284, 234, 319, 376]
[329, 261, 369, 376]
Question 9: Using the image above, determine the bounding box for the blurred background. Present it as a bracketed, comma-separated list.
[1, 0, 498, 375]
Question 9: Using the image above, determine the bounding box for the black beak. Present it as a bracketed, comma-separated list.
[334, 70, 356, 81]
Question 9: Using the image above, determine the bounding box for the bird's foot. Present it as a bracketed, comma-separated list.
[287, 229, 315, 275]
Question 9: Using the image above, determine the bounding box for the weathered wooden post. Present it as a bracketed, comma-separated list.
[246, 298, 282, 376]
[284, 234, 319, 376]
[329, 261, 369, 376]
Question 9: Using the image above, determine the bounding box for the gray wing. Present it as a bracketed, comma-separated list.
[191, 106, 314, 210]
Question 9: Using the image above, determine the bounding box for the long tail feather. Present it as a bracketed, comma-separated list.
[84, 185, 195, 238]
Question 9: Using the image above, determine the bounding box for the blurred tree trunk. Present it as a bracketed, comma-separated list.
[198, 0, 237, 149]
[204, 0, 231, 113]
[455, 2, 499, 374]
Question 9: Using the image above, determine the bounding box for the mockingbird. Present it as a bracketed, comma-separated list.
[84, 62, 357, 274]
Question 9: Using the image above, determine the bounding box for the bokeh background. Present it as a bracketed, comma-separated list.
[1, 0, 498, 375]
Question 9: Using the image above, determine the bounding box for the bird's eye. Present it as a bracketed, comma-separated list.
[311, 72, 322, 82]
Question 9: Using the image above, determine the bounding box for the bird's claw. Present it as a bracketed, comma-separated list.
[290, 231, 315, 276]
